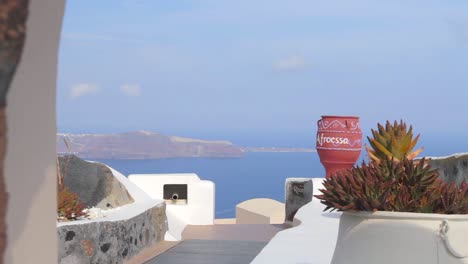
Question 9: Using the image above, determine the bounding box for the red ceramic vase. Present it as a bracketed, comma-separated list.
[316, 115, 362, 178]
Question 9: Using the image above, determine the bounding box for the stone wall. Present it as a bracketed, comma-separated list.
[427, 153, 468, 185]
[58, 202, 167, 264]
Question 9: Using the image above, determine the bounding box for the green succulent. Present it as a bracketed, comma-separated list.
[366, 120, 423, 162]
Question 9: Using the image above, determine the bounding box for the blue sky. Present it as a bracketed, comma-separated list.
[57, 0, 468, 150]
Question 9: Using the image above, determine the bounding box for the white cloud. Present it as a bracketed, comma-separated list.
[273, 55, 306, 72]
[120, 84, 142, 96]
[70, 83, 99, 98]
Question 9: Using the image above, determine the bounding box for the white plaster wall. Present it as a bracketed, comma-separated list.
[252, 178, 341, 264]
[129, 173, 202, 199]
[4, 0, 65, 263]
[129, 173, 215, 240]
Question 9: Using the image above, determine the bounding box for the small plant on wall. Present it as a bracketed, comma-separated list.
[315, 120, 468, 214]
[57, 186, 86, 220]
[56, 139, 87, 221]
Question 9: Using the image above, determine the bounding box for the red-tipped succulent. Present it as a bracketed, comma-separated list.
[315, 120, 468, 215]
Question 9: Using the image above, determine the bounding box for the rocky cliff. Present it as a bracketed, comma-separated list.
[57, 131, 244, 159]
[58, 155, 134, 209]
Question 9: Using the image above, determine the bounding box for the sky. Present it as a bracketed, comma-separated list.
[57, 0, 468, 151]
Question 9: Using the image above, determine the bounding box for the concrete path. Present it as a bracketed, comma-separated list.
[182, 224, 288, 241]
[124, 241, 180, 264]
[128, 223, 288, 263]
[144, 239, 268, 264]
[127, 223, 289, 263]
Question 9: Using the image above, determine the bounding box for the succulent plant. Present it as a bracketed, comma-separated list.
[316, 120, 468, 214]
[57, 186, 86, 220]
[366, 120, 423, 162]
[56, 152, 87, 221]
[429, 181, 468, 214]
[315, 157, 468, 214]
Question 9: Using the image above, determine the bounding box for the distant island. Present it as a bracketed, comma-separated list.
[57, 131, 315, 159]
[241, 147, 316, 153]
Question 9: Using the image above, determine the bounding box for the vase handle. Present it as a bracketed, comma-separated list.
[439, 220, 468, 258]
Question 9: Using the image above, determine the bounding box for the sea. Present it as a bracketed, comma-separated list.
[95, 152, 324, 218]
[94, 137, 468, 219]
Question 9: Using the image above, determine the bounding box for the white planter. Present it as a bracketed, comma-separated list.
[332, 211, 468, 264]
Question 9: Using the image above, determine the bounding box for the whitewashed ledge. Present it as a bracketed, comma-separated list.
[57, 166, 168, 264]
[57, 166, 161, 225]
[251, 178, 341, 264]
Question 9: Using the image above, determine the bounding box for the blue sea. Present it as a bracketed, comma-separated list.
[95, 152, 324, 218]
[94, 137, 468, 219]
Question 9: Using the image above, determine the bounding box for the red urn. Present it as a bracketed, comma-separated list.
[316, 115, 363, 178]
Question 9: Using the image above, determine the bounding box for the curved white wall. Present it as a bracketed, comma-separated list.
[252, 178, 341, 264]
